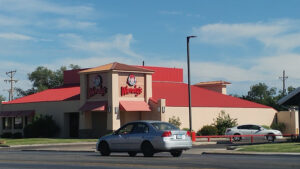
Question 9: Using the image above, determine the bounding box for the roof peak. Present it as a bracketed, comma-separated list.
[80, 62, 154, 74]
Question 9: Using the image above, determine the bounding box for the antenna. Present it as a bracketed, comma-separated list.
[279, 70, 288, 96]
[4, 70, 18, 101]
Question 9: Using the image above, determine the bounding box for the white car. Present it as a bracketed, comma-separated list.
[225, 124, 283, 142]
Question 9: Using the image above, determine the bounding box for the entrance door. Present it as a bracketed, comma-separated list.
[69, 113, 79, 137]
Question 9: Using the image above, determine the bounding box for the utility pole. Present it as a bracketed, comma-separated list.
[279, 70, 288, 96]
[4, 70, 18, 101]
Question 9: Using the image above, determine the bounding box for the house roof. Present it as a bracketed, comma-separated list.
[278, 87, 300, 106]
[152, 82, 270, 108]
[194, 81, 231, 86]
[79, 62, 154, 74]
[2, 86, 80, 104]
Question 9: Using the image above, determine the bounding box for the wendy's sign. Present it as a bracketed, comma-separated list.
[88, 75, 107, 98]
[121, 74, 142, 97]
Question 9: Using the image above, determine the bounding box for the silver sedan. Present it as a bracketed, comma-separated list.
[96, 120, 192, 157]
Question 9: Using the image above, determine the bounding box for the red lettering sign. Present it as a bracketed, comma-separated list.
[121, 85, 142, 97]
[88, 86, 108, 98]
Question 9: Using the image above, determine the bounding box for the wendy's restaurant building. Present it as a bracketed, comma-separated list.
[0, 62, 278, 138]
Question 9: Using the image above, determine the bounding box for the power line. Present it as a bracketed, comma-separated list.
[4, 70, 18, 101]
[279, 70, 288, 96]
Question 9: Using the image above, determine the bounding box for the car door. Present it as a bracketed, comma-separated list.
[250, 125, 261, 135]
[109, 123, 135, 151]
[126, 123, 150, 151]
[237, 125, 252, 135]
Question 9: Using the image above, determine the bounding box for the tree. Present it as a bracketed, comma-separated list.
[241, 83, 290, 111]
[168, 116, 182, 128]
[213, 110, 238, 135]
[16, 64, 80, 97]
[287, 86, 296, 94]
[0, 95, 6, 102]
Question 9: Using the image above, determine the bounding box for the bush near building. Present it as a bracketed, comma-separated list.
[197, 125, 218, 136]
[23, 115, 60, 138]
[168, 116, 182, 128]
[213, 110, 238, 135]
[271, 122, 286, 132]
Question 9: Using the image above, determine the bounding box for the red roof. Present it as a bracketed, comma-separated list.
[3, 86, 80, 104]
[137, 65, 183, 83]
[120, 101, 151, 111]
[152, 82, 270, 108]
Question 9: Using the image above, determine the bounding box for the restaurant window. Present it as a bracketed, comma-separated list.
[14, 117, 23, 129]
[2, 117, 13, 129]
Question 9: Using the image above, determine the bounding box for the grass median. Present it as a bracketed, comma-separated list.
[0, 138, 97, 146]
[238, 142, 300, 153]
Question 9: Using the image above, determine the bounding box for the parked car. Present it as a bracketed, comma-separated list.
[96, 120, 192, 157]
[225, 124, 283, 142]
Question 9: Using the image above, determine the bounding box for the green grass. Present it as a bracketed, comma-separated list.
[0, 138, 97, 146]
[238, 143, 300, 153]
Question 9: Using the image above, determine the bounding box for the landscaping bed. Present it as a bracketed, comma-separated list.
[0, 138, 97, 146]
[238, 142, 300, 153]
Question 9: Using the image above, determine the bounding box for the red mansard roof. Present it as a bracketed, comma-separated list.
[3, 86, 80, 104]
[152, 82, 270, 108]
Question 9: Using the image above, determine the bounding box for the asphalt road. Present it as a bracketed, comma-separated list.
[0, 150, 299, 169]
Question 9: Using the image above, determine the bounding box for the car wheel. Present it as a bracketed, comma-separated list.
[233, 134, 241, 141]
[142, 142, 154, 157]
[99, 141, 111, 156]
[266, 133, 275, 142]
[170, 150, 182, 157]
[128, 152, 137, 157]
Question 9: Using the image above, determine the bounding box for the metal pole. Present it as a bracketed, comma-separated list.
[187, 36, 196, 132]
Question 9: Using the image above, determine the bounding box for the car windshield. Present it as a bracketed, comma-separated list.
[151, 122, 179, 131]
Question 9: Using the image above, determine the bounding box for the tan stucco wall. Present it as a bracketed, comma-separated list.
[277, 110, 298, 134]
[0, 100, 80, 137]
[163, 107, 277, 132]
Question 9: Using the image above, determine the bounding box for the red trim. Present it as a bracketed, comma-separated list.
[119, 101, 151, 111]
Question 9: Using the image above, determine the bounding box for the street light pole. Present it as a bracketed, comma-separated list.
[187, 36, 197, 132]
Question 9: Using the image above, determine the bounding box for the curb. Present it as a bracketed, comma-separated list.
[4, 142, 96, 148]
[22, 149, 96, 153]
[202, 151, 300, 157]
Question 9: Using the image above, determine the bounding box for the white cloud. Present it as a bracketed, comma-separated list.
[59, 33, 143, 59]
[0, 0, 94, 18]
[192, 19, 300, 51]
[0, 33, 34, 41]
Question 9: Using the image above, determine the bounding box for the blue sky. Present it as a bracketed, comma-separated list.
[1, 0, 300, 99]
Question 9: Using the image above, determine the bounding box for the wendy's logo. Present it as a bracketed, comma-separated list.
[127, 74, 137, 86]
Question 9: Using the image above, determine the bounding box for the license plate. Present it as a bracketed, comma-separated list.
[176, 135, 183, 139]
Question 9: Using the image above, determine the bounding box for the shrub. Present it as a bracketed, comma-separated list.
[213, 110, 238, 135]
[24, 114, 60, 138]
[197, 125, 218, 136]
[181, 128, 194, 132]
[261, 125, 271, 129]
[1, 132, 12, 138]
[12, 132, 23, 139]
[271, 122, 286, 132]
[168, 116, 181, 128]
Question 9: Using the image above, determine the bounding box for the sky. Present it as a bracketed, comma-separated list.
[1, 0, 300, 100]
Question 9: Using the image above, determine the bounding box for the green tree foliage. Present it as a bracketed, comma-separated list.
[213, 111, 238, 135]
[168, 116, 182, 128]
[23, 115, 60, 138]
[287, 86, 296, 94]
[16, 64, 80, 97]
[0, 95, 6, 102]
[241, 83, 295, 111]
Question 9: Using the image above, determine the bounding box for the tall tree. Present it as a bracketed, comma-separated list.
[0, 95, 6, 102]
[242, 83, 292, 111]
[16, 64, 80, 97]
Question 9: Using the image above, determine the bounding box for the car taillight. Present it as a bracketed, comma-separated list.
[161, 131, 172, 137]
[226, 129, 231, 133]
[186, 131, 191, 137]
